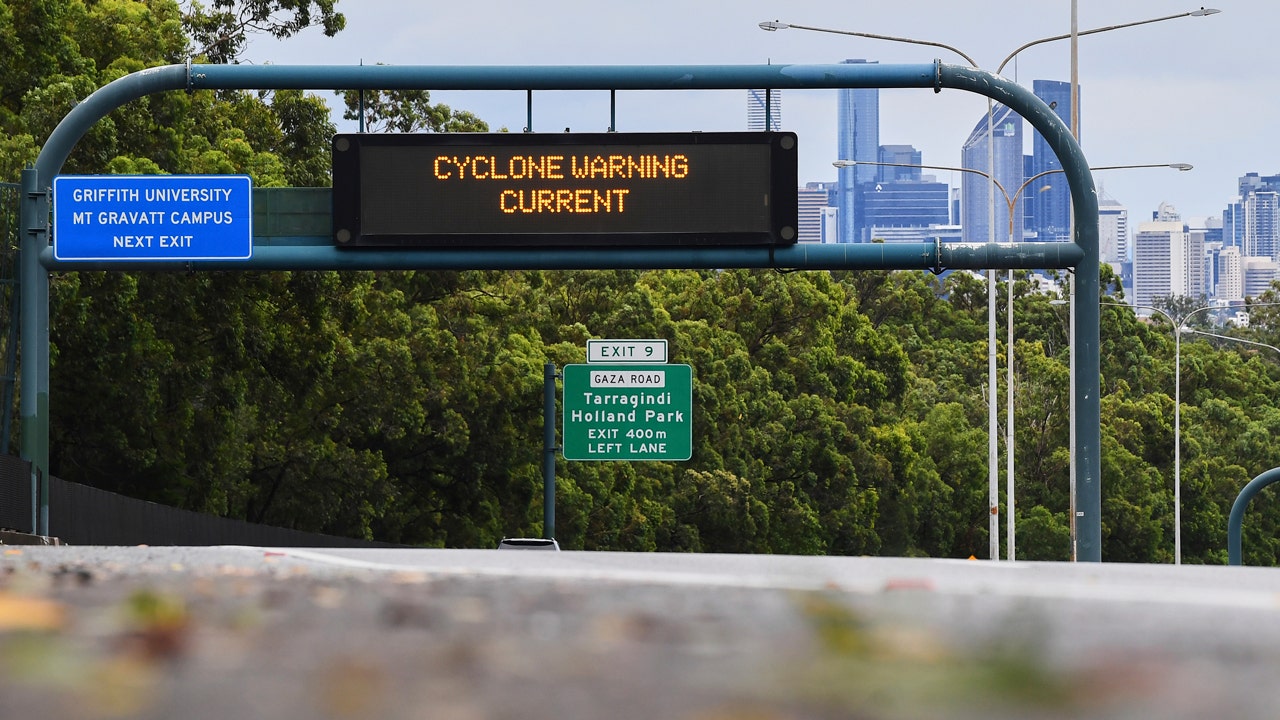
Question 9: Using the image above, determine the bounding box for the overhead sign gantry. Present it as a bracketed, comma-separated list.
[21, 60, 1104, 560]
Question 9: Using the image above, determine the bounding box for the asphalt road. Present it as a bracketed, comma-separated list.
[2, 545, 1279, 719]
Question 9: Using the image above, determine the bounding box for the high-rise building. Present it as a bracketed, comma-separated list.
[1244, 256, 1280, 298]
[861, 175, 950, 242]
[1190, 217, 1225, 300]
[797, 182, 836, 243]
[1133, 221, 1180, 308]
[746, 89, 782, 132]
[1219, 246, 1244, 301]
[1204, 241, 1224, 298]
[1098, 190, 1128, 264]
[1023, 154, 1035, 235]
[1187, 228, 1208, 300]
[821, 207, 839, 244]
[1214, 248, 1277, 302]
[1153, 201, 1180, 222]
[836, 59, 879, 243]
[1225, 173, 1280, 260]
[1225, 203, 1243, 248]
[1223, 201, 1242, 248]
[1243, 190, 1280, 260]
[1028, 80, 1075, 243]
[1133, 206, 1204, 307]
[1202, 216, 1224, 247]
[961, 103, 1023, 244]
[876, 145, 922, 182]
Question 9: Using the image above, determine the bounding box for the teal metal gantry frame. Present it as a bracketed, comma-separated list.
[21, 61, 1103, 560]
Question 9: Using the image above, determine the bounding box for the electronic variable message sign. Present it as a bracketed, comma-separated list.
[331, 132, 797, 248]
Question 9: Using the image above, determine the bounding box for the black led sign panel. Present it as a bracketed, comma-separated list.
[331, 132, 798, 247]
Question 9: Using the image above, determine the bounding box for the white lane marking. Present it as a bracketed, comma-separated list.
[226, 547, 1280, 612]
[227, 546, 846, 591]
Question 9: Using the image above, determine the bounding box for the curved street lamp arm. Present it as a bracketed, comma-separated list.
[840, 161, 1191, 231]
[1180, 304, 1221, 329]
[1100, 301, 1178, 332]
[834, 156, 1013, 199]
[1019, 164, 1191, 208]
[1101, 300, 1280, 331]
[834, 158, 1017, 219]
[1183, 328, 1280, 357]
[762, 9, 1219, 75]
[763, 22, 980, 67]
[996, 8, 1222, 73]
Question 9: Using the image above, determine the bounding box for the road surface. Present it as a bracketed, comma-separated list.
[2, 545, 1278, 719]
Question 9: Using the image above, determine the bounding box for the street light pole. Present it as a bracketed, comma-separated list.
[1100, 300, 1280, 563]
[1069, 0, 1080, 565]
[766, 7, 1218, 562]
[843, 161, 1186, 559]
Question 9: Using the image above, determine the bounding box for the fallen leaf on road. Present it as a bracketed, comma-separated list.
[0, 591, 66, 631]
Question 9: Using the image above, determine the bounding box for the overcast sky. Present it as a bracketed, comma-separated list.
[244, 1, 1264, 225]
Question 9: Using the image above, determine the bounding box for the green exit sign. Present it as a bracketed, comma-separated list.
[562, 364, 692, 461]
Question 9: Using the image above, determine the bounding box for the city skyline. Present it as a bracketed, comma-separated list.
[244, 0, 1264, 224]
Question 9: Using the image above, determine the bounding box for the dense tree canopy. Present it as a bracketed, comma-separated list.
[6, 0, 1280, 563]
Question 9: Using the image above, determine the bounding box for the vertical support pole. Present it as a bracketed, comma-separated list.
[1174, 326, 1182, 564]
[609, 89, 616, 132]
[543, 362, 557, 540]
[18, 167, 49, 536]
[358, 60, 365, 133]
[526, 90, 533, 133]
[1068, 0, 1104, 563]
[986, 96, 999, 561]
[1064, 0, 1081, 562]
[765, 88, 773, 130]
[988, 266, 999, 560]
[1072, 203, 1101, 562]
[1068, 272, 1077, 561]
[1007, 266, 1015, 560]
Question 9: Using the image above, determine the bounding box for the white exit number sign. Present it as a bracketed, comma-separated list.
[587, 339, 667, 364]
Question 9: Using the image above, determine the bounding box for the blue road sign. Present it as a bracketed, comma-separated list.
[53, 175, 253, 261]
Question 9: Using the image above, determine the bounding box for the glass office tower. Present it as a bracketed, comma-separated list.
[961, 103, 1023, 244]
[746, 89, 782, 132]
[836, 59, 879, 243]
[1029, 80, 1075, 242]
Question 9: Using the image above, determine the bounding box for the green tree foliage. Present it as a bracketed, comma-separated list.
[181, 0, 344, 63]
[337, 82, 489, 134]
[14, 1, 1280, 562]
